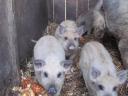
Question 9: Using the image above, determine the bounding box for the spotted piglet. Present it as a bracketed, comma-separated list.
[79, 41, 127, 96]
[33, 35, 72, 96]
[55, 20, 84, 60]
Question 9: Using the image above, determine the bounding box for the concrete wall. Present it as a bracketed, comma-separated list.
[47, 0, 97, 23]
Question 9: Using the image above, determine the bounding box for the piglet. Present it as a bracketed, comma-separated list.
[76, 0, 105, 38]
[79, 41, 127, 96]
[55, 20, 84, 59]
[33, 35, 72, 96]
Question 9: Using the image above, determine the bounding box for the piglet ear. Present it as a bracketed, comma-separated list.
[58, 25, 66, 34]
[61, 60, 73, 73]
[33, 59, 45, 71]
[77, 25, 85, 36]
[117, 70, 128, 84]
[90, 67, 101, 81]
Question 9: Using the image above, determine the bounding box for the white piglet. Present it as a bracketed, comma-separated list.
[79, 41, 127, 96]
[55, 20, 84, 59]
[33, 35, 72, 96]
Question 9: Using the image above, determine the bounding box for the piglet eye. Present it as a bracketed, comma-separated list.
[57, 72, 62, 78]
[44, 72, 48, 78]
[64, 37, 68, 40]
[74, 37, 78, 41]
[98, 84, 104, 90]
[35, 63, 42, 67]
[113, 86, 117, 91]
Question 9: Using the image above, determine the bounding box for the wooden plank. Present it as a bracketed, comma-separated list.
[0, 0, 48, 95]
[14, 0, 48, 63]
[0, 0, 19, 95]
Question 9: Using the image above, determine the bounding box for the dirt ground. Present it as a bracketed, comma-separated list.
[19, 22, 128, 96]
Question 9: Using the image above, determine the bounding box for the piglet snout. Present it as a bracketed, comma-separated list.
[48, 85, 57, 95]
[104, 93, 111, 96]
[68, 44, 75, 51]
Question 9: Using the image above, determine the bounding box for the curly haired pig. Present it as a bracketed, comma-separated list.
[76, 0, 105, 38]
[55, 20, 84, 60]
[79, 41, 127, 96]
[78, 0, 128, 69]
[33, 35, 72, 96]
[102, 0, 128, 69]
